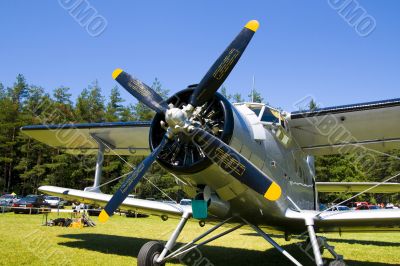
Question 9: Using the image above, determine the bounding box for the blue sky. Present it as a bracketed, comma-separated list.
[1, 1, 399, 111]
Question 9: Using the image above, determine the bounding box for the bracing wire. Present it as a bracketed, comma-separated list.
[90, 136, 184, 212]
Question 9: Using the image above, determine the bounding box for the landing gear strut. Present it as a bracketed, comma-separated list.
[240, 218, 303, 266]
[138, 214, 243, 266]
[304, 218, 345, 266]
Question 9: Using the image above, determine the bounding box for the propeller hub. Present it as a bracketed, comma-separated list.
[165, 107, 188, 129]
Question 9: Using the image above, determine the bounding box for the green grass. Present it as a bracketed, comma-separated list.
[0, 212, 399, 266]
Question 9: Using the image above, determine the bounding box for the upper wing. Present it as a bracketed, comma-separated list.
[316, 182, 400, 193]
[39, 185, 190, 218]
[20, 121, 151, 156]
[287, 98, 400, 155]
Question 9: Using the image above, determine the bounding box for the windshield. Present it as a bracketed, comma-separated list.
[248, 106, 262, 116]
[180, 200, 191, 206]
[260, 108, 280, 123]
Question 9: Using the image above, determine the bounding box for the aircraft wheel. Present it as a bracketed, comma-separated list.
[138, 241, 165, 266]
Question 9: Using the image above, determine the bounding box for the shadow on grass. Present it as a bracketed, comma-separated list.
[241, 232, 400, 247]
[58, 233, 398, 266]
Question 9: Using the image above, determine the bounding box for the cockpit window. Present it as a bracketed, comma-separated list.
[261, 108, 280, 123]
[246, 104, 282, 125]
[248, 106, 262, 116]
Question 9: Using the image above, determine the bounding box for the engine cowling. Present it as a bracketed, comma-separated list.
[149, 86, 234, 174]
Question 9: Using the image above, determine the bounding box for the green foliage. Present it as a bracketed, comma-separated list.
[132, 78, 168, 121]
[0, 75, 398, 206]
[316, 151, 400, 204]
[0, 75, 184, 201]
[220, 85, 231, 100]
[308, 99, 318, 111]
[248, 88, 264, 103]
[232, 93, 244, 103]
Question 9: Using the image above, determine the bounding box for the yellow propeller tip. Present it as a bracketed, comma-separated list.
[264, 182, 281, 201]
[245, 20, 259, 32]
[112, 68, 123, 80]
[98, 210, 110, 223]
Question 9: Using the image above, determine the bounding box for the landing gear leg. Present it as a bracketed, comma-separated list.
[304, 218, 345, 266]
[153, 216, 243, 265]
[241, 218, 303, 266]
[305, 218, 324, 266]
[156, 211, 190, 263]
[138, 211, 190, 266]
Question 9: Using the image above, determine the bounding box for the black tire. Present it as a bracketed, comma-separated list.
[138, 241, 165, 266]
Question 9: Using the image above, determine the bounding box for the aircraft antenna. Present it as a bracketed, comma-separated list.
[251, 75, 255, 102]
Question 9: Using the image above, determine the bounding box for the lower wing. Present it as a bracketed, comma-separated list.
[286, 209, 400, 233]
[39, 186, 191, 218]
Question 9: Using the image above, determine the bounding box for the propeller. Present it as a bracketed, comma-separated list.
[190, 127, 281, 201]
[112, 69, 168, 114]
[100, 20, 281, 223]
[189, 20, 259, 108]
[98, 134, 170, 223]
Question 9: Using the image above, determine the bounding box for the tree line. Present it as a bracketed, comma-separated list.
[0, 75, 398, 203]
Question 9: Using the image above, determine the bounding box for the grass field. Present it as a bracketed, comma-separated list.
[0, 212, 399, 266]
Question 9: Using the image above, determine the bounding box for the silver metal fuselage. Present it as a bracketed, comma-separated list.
[174, 102, 315, 233]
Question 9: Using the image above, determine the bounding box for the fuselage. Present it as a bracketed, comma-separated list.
[170, 100, 316, 233]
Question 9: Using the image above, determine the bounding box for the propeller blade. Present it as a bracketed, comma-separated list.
[99, 135, 170, 223]
[191, 127, 281, 201]
[112, 69, 168, 114]
[189, 20, 259, 107]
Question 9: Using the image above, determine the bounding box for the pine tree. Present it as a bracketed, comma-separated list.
[52, 86, 74, 122]
[88, 80, 105, 122]
[133, 78, 168, 121]
[248, 88, 264, 103]
[309, 99, 318, 111]
[105, 86, 124, 122]
[8, 74, 28, 108]
[75, 88, 91, 122]
[232, 93, 244, 103]
[0, 83, 5, 99]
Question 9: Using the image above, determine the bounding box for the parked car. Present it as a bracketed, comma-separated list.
[162, 200, 178, 204]
[385, 203, 399, 209]
[0, 199, 12, 212]
[328, 205, 350, 211]
[12, 195, 49, 214]
[44, 196, 66, 208]
[179, 199, 192, 206]
[355, 204, 370, 210]
[368, 205, 381, 210]
[0, 194, 20, 205]
[319, 203, 328, 211]
[347, 201, 369, 209]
